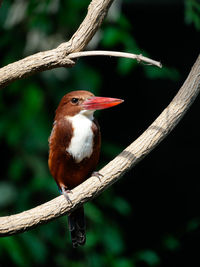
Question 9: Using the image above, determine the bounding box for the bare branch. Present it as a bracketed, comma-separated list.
[68, 50, 162, 68]
[0, 0, 114, 89]
[0, 54, 199, 237]
[0, 49, 75, 89]
[0, 0, 161, 89]
[0, 48, 161, 90]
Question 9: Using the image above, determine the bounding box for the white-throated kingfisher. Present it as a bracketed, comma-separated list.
[48, 90, 123, 247]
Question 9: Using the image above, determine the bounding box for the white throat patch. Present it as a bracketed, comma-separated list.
[66, 111, 94, 163]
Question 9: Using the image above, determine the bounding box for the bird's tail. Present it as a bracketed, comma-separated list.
[68, 206, 86, 248]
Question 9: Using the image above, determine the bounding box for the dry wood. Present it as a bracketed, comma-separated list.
[0, 0, 115, 89]
[0, 54, 199, 236]
[0, 0, 162, 89]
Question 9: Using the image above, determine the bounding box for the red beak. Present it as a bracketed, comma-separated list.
[82, 96, 124, 110]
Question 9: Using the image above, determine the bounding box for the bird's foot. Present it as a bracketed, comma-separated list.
[92, 171, 103, 181]
[61, 186, 73, 204]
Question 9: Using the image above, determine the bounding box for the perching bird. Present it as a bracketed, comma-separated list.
[48, 90, 123, 247]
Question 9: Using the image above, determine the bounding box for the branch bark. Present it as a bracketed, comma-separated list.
[0, 0, 115, 89]
[0, 0, 162, 89]
[0, 54, 199, 236]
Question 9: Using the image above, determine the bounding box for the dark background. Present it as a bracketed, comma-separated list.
[0, 0, 199, 266]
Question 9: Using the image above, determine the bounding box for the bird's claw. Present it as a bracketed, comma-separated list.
[61, 186, 73, 204]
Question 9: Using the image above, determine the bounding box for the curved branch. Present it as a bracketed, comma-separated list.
[0, 0, 114, 89]
[0, 0, 162, 89]
[0, 54, 199, 237]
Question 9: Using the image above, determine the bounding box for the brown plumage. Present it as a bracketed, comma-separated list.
[48, 90, 123, 247]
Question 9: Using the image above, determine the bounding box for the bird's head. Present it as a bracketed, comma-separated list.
[55, 90, 124, 119]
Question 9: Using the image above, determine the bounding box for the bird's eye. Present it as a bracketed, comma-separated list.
[71, 98, 79, 104]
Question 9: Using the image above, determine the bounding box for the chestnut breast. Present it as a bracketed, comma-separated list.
[48, 114, 101, 189]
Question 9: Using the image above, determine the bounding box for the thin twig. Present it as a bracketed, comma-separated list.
[68, 50, 162, 68]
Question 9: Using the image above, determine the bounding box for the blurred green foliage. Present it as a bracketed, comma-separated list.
[185, 0, 200, 30]
[0, 0, 199, 266]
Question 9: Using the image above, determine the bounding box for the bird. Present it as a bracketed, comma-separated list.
[48, 90, 123, 248]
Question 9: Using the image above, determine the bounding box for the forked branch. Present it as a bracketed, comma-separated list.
[0, 0, 161, 89]
[0, 0, 114, 88]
